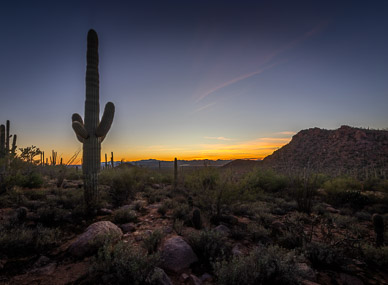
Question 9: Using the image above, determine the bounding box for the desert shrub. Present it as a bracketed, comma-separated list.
[64, 167, 82, 180]
[112, 208, 138, 224]
[241, 168, 287, 193]
[23, 188, 47, 200]
[247, 223, 271, 243]
[0, 225, 62, 256]
[213, 245, 299, 285]
[141, 230, 163, 254]
[303, 242, 344, 268]
[188, 229, 231, 267]
[37, 206, 71, 225]
[362, 244, 388, 268]
[100, 169, 136, 207]
[157, 204, 167, 216]
[328, 190, 369, 210]
[2, 171, 43, 189]
[173, 219, 185, 235]
[92, 238, 160, 285]
[324, 176, 362, 192]
[172, 204, 190, 222]
[231, 203, 256, 217]
[355, 211, 372, 221]
[291, 175, 319, 214]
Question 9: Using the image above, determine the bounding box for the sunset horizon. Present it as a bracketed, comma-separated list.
[1, 1, 387, 165]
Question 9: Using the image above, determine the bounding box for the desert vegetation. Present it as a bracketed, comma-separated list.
[0, 151, 387, 284]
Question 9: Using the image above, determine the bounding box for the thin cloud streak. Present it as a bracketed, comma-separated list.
[204, 136, 233, 141]
[191, 102, 216, 114]
[195, 21, 329, 103]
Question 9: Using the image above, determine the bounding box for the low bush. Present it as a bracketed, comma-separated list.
[303, 242, 344, 269]
[92, 238, 160, 285]
[141, 230, 163, 254]
[241, 168, 287, 193]
[188, 229, 231, 268]
[0, 225, 62, 256]
[213, 245, 299, 285]
[112, 208, 138, 224]
[362, 244, 388, 268]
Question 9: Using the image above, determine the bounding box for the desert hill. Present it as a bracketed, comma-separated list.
[263, 125, 388, 176]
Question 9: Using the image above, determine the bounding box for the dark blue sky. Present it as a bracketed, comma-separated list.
[1, 0, 387, 161]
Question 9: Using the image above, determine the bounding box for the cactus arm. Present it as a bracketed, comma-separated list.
[72, 113, 84, 125]
[72, 121, 89, 140]
[96, 102, 115, 137]
[72, 113, 88, 142]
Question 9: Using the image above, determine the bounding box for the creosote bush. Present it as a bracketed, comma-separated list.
[141, 230, 163, 254]
[112, 208, 138, 224]
[92, 238, 160, 285]
[213, 245, 299, 285]
[188, 229, 231, 268]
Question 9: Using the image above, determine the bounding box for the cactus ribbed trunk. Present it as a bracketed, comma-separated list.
[84, 29, 101, 190]
[72, 29, 115, 215]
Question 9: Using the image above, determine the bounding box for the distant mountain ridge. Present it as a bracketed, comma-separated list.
[263, 125, 388, 176]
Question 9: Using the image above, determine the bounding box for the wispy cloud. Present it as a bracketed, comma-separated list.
[195, 21, 329, 103]
[191, 102, 216, 114]
[275, 131, 297, 136]
[195, 61, 284, 103]
[204, 136, 233, 141]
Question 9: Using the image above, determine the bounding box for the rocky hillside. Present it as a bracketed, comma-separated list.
[263, 125, 388, 176]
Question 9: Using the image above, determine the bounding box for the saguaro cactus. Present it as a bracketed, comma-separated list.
[71, 29, 115, 213]
[173, 157, 178, 189]
[0, 125, 4, 158]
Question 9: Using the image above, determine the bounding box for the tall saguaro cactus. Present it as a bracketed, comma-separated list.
[72, 29, 115, 214]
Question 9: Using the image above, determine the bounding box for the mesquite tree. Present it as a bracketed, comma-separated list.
[72, 29, 115, 214]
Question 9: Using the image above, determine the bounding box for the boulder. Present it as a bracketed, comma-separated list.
[68, 221, 122, 257]
[161, 236, 198, 273]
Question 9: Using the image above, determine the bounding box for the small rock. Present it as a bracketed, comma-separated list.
[200, 273, 213, 282]
[326, 206, 340, 214]
[189, 274, 202, 285]
[232, 243, 244, 256]
[33, 256, 51, 268]
[180, 273, 190, 282]
[161, 236, 198, 273]
[120, 223, 136, 233]
[297, 263, 316, 281]
[164, 227, 173, 234]
[214, 225, 230, 235]
[99, 208, 113, 215]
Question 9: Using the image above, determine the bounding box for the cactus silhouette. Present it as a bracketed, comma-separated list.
[372, 213, 384, 247]
[72, 29, 115, 214]
[0, 125, 5, 158]
[173, 157, 178, 189]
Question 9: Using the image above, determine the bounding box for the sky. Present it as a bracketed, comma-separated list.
[1, 0, 388, 163]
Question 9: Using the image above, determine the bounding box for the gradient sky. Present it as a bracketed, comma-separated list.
[1, 0, 387, 163]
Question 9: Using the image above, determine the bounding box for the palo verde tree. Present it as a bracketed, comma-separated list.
[71, 29, 115, 214]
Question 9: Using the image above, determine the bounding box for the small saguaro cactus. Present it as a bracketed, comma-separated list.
[0, 125, 5, 158]
[173, 157, 178, 189]
[372, 213, 384, 247]
[71, 29, 115, 214]
[192, 208, 202, 230]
